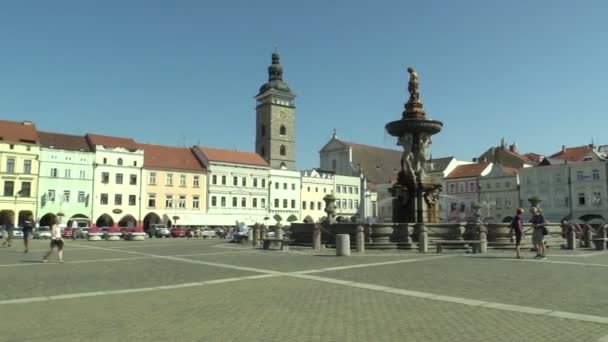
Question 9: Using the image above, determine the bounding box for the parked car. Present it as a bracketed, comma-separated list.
[61, 228, 73, 239]
[170, 227, 186, 238]
[35, 226, 52, 239]
[146, 224, 170, 238]
[12, 229, 24, 239]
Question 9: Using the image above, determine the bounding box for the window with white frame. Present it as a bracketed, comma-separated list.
[149, 172, 156, 185]
[233, 176, 238, 186]
[165, 195, 173, 208]
[274, 198, 279, 208]
[212, 175, 217, 185]
[253, 198, 258, 208]
[241, 197, 246, 207]
[211, 196, 217, 207]
[48, 190, 56, 202]
[78, 191, 85, 203]
[50, 168, 58, 177]
[261, 198, 266, 208]
[193, 176, 200, 187]
[242, 177, 247, 187]
[192, 196, 200, 209]
[115, 173, 123, 184]
[80, 170, 86, 179]
[593, 170, 600, 180]
[6, 158, 15, 173]
[468, 182, 476, 192]
[63, 190, 70, 203]
[180, 175, 186, 187]
[166, 174, 173, 186]
[577, 171, 584, 181]
[114, 194, 122, 205]
[178, 195, 186, 208]
[23, 160, 32, 174]
[148, 194, 156, 208]
[130, 174, 137, 185]
[100, 193, 108, 205]
[283, 199, 288, 208]
[458, 182, 465, 193]
[449, 184, 455, 193]
[291, 199, 295, 209]
[129, 195, 136, 206]
[233, 197, 238, 207]
[578, 192, 586, 205]
[593, 191, 601, 205]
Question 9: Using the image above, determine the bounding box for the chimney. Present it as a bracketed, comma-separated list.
[472, 158, 478, 162]
[562, 145, 566, 153]
[509, 144, 517, 153]
[22, 120, 33, 126]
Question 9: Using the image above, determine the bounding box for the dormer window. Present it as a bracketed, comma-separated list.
[280, 125, 286, 135]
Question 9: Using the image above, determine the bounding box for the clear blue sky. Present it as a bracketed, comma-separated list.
[1, 0, 607, 169]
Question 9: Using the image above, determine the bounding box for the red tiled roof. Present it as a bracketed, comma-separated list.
[446, 162, 490, 179]
[550, 145, 593, 162]
[0, 120, 39, 144]
[85, 133, 139, 151]
[503, 149, 536, 165]
[38, 131, 91, 152]
[197, 146, 268, 167]
[139, 144, 206, 172]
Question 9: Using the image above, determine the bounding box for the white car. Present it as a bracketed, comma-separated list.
[12, 229, 24, 239]
[35, 226, 52, 239]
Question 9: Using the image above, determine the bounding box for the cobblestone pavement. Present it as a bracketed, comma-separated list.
[1, 239, 607, 342]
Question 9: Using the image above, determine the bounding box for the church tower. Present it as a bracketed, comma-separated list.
[255, 50, 296, 170]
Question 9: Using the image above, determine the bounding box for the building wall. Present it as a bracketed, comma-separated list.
[205, 162, 269, 225]
[334, 175, 361, 220]
[140, 168, 207, 226]
[478, 172, 519, 222]
[319, 143, 353, 176]
[0, 141, 40, 226]
[91, 146, 144, 227]
[300, 170, 334, 222]
[444, 177, 480, 222]
[37, 147, 94, 224]
[269, 169, 301, 224]
[569, 161, 608, 220]
[519, 165, 570, 222]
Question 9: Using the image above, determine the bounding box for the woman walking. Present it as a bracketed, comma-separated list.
[510, 208, 525, 259]
[43, 217, 64, 263]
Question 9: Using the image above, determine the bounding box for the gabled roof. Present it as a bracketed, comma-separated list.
[445, 162, 491, 179]
[196, 146, 268, 167]
[38, 131, 91, 152]
[139, 144, 206, 172]
[550, 145, 593, 162]
[85, 133, 139, 151]
[478, 146, 537, 168]
[0, 120, 39, 144]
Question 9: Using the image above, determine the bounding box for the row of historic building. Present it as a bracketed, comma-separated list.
[0, 120, 371, 228]
[320, 133, 608, 224]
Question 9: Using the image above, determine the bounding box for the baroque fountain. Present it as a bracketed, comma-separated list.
[289, 67, 566, 251]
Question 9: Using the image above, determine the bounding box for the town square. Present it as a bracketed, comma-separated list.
[1, 1, 608, 341]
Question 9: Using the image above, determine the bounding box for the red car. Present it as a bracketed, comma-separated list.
[170, 227, 186, 238]
[61, 228, 73, 238]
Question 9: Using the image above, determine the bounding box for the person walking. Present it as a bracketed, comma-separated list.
[22, 214, 34, 253]
[510, 208, 525, 259]
[43, 217, 64, 263]
[530, 207, 548, 259]
[1, 217, 14, 248]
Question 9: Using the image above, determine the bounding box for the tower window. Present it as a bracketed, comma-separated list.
[261, 146, 265, 157]
[280, 145, 286, 156]
[261, 125, 266, 137]
[280, 125, 286, 135]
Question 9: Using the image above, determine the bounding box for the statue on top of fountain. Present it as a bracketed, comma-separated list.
[407, 67, 420, 103]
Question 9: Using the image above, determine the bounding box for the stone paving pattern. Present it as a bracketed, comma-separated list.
[0, 239, 607, 342]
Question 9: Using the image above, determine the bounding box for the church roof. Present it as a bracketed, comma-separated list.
[329, 138, 453, 184]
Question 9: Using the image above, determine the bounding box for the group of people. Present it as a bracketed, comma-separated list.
[509, 206, 548, 259]
[1, 214, 65, 263]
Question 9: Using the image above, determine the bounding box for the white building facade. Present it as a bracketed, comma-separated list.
[268, 169, 301, 224]
[300, 169, 334, 223]
[478, 164, 520, 222]
[87, 134, 144, 227]
[194, 147, 270, 226]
